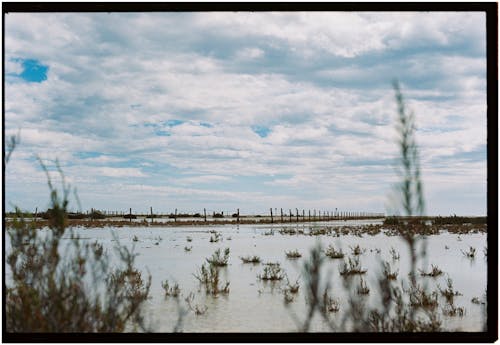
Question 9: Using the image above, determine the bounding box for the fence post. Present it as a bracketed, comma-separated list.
[204, 208, 207, 222]
[280, 208, 283, 223]
[129, 208, 132, 223]
[308, 210, 311, 222]
[237, 208, 240, 224]
[270, 208, 273, 223]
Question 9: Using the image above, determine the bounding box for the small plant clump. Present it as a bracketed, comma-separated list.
[324, 245, 344, 259]
[419, 265, 443, 278]
[285, 249, 302, 259]
[350, 244, 364, 256]
[258, 263, 286, 281]
[339, 257, 367, 276]
[322, 289, 340, 313]
[438, 278, 462, 304]
[185, 293, 208, 315]
[162, 280, 181, 297]
[382, 261, 398, 280]
[283, 289, 295, 304]
[389, 247, 400, 261]
[206, 248, 230, 267]
[184, 246, 192, 252]
[240, 255, 261, 264]
[461, 246, 476, 259]
[193, 263, 230, 296]
[357, 278, 370, 295]
[285, 278, 300, 294]
[132, 235, 139, 242]
[209, 232, 222, 243]
[471, 297, 485, 305]
[409, 286, 439, 310]
[442, 304, 465, 317]
[186, 236, 193, 242]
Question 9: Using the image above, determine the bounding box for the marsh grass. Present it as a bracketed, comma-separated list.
[323, 290, 340, 313]
[339, 257, 367, 276]
[324, 245, 344, 259]
[240, 255, 261, 264]
[389, 247, 400, 261]
[382, 261, 398, 280]
[185, 293, 208, 315]
[437, 278, 462, 304]
[409, 285, 439, 310]
[258, 263, 286, 281]
[356, 278, 370, 295]
[193, 263, 229, 296]
[461, 246, 476, 259]
[350, 244, 364, 256]
[206, 248, 230, 267]
[162, 280, 181, 297]
[285, 249, 302, 259]
[419, 265, 443, 278]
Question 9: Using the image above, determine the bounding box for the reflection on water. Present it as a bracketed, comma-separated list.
[8, 220, 487, 332]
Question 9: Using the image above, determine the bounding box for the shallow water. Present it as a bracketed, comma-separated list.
[6, 220, 487, 332]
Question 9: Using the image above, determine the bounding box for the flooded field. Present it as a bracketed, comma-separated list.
[21, 219, 486, 333]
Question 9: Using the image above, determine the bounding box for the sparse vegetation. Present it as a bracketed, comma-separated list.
[461, 246, 476, 259]
[382, 261, 398, 280]
[193, 263, 229, 296]
[350, 244, 364, 256]
[185, 293, 208, 315]
[258, 263, 285, 281]
[322, 290, 340, 313]
[240, 255, 261, 264]
[206, 248, 230, 267]
[5, 159, 151, 332]
[419, 265, 443, 278]
[389, 247, 400, 261]
[285, 249, 302, 258]
[357, 278, 370, 295]
[324, 245, 344, 259]
[162, 280, 181, 297]
[339, 257, 367, 276]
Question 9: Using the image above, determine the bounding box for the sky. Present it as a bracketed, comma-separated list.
[4, 12, 487, 216]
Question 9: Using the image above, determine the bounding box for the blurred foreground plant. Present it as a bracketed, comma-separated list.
[5, 158, 151, 332]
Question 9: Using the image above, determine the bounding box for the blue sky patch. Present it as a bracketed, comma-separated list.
[14, 58, 48, 83]
[252, 125, 271, 138]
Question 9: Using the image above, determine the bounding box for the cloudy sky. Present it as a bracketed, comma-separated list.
[4, 12, 486, 216]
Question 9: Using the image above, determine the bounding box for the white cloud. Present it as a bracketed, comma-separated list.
[4, 12, 487, 215]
